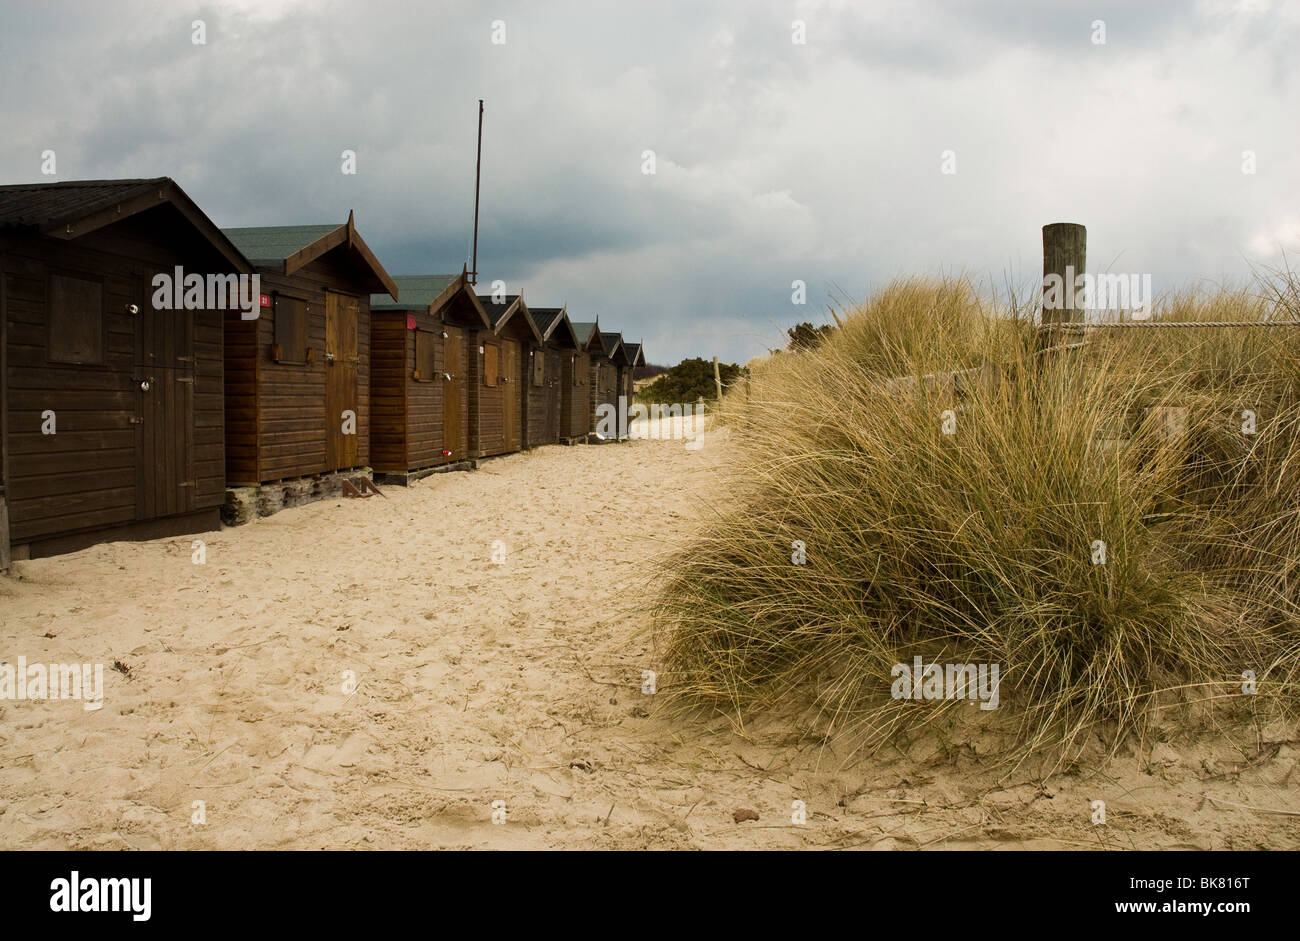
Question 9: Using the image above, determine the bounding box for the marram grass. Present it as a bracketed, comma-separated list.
[654, 277, 1300, 764]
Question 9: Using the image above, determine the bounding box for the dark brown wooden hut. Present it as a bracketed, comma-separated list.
[221, 214, 398, 487]
[557, 314, 594, 442]
[474, 293, 542, 458]
[368, 271, 491, 482]
[0, 177, 253, 560]
[569, 320, 610, 439]
[527, 306, 582, 447]
[622, 340, 644, 411]
[596, 331, 627, 440]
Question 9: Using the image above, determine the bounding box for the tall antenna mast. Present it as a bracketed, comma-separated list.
[470, 99, 484, 285]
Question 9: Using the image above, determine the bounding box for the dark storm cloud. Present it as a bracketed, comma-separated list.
[2, 0, 1298, 364]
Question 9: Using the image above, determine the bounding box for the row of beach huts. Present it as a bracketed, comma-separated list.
[0, 177, 645, 564]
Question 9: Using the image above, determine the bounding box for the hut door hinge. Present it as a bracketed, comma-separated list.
[128, 416, 145, 424]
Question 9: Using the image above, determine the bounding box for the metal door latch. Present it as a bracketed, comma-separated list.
[139, 379, 152, 391]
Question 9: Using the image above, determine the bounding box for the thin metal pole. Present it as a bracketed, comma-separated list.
[471, 99, 483, 285]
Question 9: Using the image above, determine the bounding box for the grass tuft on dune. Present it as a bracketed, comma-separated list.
[654, 276, 1300, 763]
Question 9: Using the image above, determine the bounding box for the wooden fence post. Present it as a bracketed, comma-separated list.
[713, 355, 723, 400]
[1039, 222, 1087, 357]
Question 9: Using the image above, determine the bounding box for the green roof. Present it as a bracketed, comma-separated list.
[570, 321, 597, 345]
[222, 224, 339, 267]
[372, 274, 459, 311]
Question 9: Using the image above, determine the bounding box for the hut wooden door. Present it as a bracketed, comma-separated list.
[443, 325, 464, 459]
[501, 339, 520, 451]
[559, 353, 574, 439]
[546, 351, 561, 442]
[133, 271, 194, 520]
[325, 292, 360, 470]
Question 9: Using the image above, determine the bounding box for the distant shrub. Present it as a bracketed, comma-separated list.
[638, 356, 746, 403]
[634, 363, 669, 381]
[786, 321, 834, 350]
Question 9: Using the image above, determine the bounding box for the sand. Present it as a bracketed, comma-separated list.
[1, 426, 1298, 850]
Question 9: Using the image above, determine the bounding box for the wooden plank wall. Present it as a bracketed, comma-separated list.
[223, 308, 259, 484]
[473, 330, 506, 456]
[241, 267, 371, 482]
[0, 258, 7, 567]
[370, 309, 469, 474]
[450, 328, 469, 460]
[564, 350, 590, 438]
[588, 355, 602, 432]
[192, 304, 224, 506]
[466, 327, 483, 458]
[526, 343, 548, 447]
[406, 313, 448, 470]
[253, 271, 325, 480]
[545, 348, 562, 442]
[368, 311, 409, 473]
[3, 253, 137, 541]
[1, 221, 224, 546]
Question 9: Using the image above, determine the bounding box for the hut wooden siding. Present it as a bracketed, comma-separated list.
[544, 347, 563, 441]
[476, 294, 542, 458]
[0, 178, 252, 559]
[623, 341, 644, 412]
[529, 307, 581, 445]
[597, 331, 625, 436]
[221, 216, 397, 486]
[368, 272, 490, 474]
[607, 337, 634, 415]
[564, 345, 592, 438]
[526, 344, 548, 448]
[570, 321, 608, 436]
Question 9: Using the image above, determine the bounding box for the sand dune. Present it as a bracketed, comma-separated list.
[1, 430, 1297, 850]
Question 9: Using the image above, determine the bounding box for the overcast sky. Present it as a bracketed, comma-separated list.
[2, 0, 1297, 364]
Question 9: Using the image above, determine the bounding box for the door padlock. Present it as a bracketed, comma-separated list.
[140, 378, 152, 392]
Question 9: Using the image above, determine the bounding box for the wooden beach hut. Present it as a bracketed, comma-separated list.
[0, 177, 254, 560]
[597, 331, 627, 440]
[475, 293, 542, 458]
[526, 307, 582, 447]
[622, 340, 644, 410]
[569, 320, 612, 439]
[368, 271, 491, 482]
[220, 214, 398, 493]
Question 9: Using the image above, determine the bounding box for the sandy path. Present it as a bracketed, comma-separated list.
[1, 432, 1297, 850]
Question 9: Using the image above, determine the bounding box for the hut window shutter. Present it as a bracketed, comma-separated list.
[48, 274, 104, 365]
[532, 351, 545, 386]
[273, 295, 308, 364]
[414, 331, 437, 381]
[484, 344, 499, 387]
